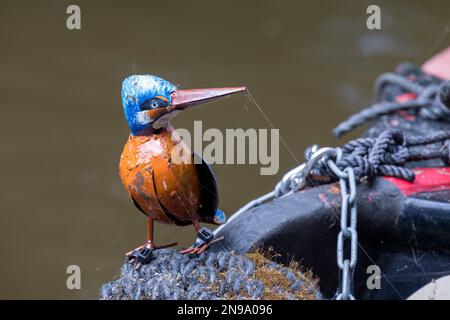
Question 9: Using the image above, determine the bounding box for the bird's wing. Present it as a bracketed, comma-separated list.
[193, 153, 220, 224]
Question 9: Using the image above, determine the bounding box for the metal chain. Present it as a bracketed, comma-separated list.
[225, 146, 337, 222]
[274, 146, 337, 197]
[327, 149, 358, 300]
[220, 146, 359, 300]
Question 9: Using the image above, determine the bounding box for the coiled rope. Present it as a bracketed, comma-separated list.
[333, 72, 450, 137]
[306, 129, 450, 183]
[100, 249, 322, 300]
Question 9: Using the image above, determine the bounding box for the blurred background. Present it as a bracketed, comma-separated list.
[0, 0, 449, 299]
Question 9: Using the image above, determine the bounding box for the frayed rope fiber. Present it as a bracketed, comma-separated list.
[100, 249, 322, 300]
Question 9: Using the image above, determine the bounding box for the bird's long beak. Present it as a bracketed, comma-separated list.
[170, 87, 246, 109]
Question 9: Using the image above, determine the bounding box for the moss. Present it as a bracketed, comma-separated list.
[236, 249, 319, 300]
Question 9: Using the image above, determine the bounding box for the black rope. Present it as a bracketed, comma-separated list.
[373, 73, 424, 102]
[404, 130, 450, 146]
[333, 72, 450, 137]
[306, 130, 450, 182]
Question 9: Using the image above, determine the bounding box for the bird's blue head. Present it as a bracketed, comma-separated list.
[121, 75, 177, 135]
[121, 74, 246, 136]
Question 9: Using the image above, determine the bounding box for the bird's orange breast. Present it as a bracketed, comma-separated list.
[119, 126, 202, 225]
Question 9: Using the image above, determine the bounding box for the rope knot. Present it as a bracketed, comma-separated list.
[306, 130, 450, 184]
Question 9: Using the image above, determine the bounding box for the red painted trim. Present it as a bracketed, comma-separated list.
[395, 92, 417, 103]
[384, 167, 450, 196]
[382, 49, 450, 195]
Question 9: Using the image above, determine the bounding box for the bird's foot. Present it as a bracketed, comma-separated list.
[126, 241, 177, 269]
[180, 227, 224, 255]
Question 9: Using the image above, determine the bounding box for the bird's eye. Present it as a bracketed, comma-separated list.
[141, 97, 169, 110]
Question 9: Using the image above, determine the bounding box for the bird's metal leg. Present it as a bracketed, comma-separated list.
[180, 221, 224, 255]
[126, 218, 177, 267]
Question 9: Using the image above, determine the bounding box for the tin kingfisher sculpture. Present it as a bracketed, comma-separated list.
[119, 75, 245, 264]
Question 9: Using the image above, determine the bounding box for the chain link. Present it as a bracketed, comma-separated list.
[328, 152, 358, 300]
[280, 147, 359, 300]
[274, 145, 337, 197]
